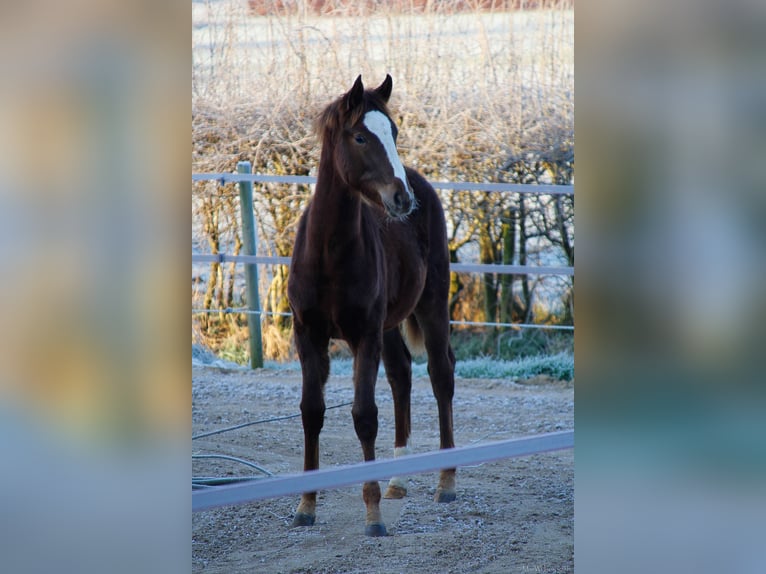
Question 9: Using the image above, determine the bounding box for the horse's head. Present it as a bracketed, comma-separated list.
[316, 75, 415, 219]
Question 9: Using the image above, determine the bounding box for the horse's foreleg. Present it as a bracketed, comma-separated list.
[292, 322, 329, 527]
[381, 327, 412, 499]
[351, 333, 387, 536]
[293, 394, 324, 526]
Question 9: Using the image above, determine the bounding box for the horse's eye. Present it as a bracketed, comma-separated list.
[354, 134, 366, 144]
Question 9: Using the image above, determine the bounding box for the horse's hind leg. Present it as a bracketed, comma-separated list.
[416, 309, 457, 503]
[292, 320, 330, 527]
[381, 327, 412, 499]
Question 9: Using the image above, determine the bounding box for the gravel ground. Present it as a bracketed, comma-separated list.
[192, 364, 573, 573]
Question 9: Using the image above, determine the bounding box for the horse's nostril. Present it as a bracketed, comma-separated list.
[390, 188, 412, 215]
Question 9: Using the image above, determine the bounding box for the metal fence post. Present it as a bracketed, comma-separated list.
[237, 162, 264, 368]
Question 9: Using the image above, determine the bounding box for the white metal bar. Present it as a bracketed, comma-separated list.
[192, 254, 290, 265]
[192, 253, 573, 276]
[190, 308, 291, 317]
[451, 262, 574, 276]
[192, 430, 573, 512]
[431, 181, 573, 195]
[450, 320, 574, 330]
[192, 173, 316, 185]
[189, 307, 574, 330]
[192, 173, 574, 195]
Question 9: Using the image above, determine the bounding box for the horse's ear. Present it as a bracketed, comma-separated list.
[345, 75, 365, 112]
[374, 74, 393, 103]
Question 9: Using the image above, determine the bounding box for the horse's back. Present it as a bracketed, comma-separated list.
[405, 167, 449, 271]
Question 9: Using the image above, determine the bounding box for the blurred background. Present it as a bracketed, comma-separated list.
[576, 0, 766, 572]
[0, 0, 764, 572]
[0, 1, 188, 573]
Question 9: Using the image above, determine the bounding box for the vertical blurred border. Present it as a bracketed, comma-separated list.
[0, 1, 189, 573]
[577, 0, 766, 572]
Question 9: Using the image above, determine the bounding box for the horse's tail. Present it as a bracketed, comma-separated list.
[402, 315, 426, 356]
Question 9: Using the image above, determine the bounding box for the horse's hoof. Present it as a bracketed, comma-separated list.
[383, 484, 407, 499]
[434, 489, 456, 503]
[292, 512, 316, 527]
[364, 523, 388, 537]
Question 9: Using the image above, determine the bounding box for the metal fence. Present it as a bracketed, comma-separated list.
[192, 165, 575, 367]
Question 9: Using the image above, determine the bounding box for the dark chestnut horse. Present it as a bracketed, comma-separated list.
[287, 75, 456, 537]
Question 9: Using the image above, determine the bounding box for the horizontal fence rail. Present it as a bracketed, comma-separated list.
[190, 306, 573, 331]
[192, 430, 574, 512]
[192, 173, 575, 196]
[191, 253, 574, 277]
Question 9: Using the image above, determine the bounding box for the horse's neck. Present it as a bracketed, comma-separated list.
[308, 164, 364, 245]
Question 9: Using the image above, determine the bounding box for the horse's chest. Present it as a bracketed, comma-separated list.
[319, 261, 384, 306]
[306, 264, 382, 341]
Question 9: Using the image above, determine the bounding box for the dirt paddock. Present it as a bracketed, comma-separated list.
[192, 365, 574, 573]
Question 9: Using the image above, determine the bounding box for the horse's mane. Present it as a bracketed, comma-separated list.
[314, 90, 391, 144]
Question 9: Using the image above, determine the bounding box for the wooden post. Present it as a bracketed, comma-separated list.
[237, 161, 264, 368]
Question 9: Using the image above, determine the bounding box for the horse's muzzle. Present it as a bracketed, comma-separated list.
[383, 180, 414, 219]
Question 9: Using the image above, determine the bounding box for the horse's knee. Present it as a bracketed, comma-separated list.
[300, 401, 325, 436]
[352, 403, 378, 442]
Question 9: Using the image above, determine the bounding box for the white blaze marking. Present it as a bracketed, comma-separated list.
[362, 110, 411, 196]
